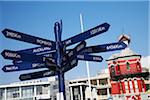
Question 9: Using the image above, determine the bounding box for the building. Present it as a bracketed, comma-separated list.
[106, 48, 149, 100]
[69, 69, 111, 100]
[0, 68, 149, 100]
[69, 82, 97, 100]
[143, 67, 150, 99]
[0, 48, 149, 100]
[0, 76, 70, 100]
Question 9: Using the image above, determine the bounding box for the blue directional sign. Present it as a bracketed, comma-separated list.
[63, 23, 110, 46]
[82, 41, 127, 54]
[1, 49, 47, 62]
[61, 59, 78, 73]
[45, 58, 59, 71]
[77, 54, 103, 62]
[62, 41, 86, 66]
[19, 70, 57, 81]
[2, 62, 45, 72]
[12, 52, 56, 66]
[2, 28, 55, 47]
[17, 46, 56, 55]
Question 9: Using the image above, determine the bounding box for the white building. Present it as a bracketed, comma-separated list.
[69, 69, 111, 100]
[0, 76, 70, 100]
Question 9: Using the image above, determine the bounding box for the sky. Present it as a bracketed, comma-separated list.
[0, 1, 149, 84]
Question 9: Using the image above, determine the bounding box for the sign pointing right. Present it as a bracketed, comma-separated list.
[82, 41, 127, 54]
[63, 23, 110, 46]
[61, 41, 86, 66]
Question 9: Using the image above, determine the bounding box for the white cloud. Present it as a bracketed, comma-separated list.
[141, 56, 150, 70]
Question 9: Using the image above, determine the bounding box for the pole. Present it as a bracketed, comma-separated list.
[80, 14, 93, 100]
[54, 21, 66, 100]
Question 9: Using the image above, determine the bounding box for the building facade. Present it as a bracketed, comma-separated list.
[0, 77, 70, 100]
[69, 83, 97, 100]
[107, 48, 149, 100]
[0, 68, 149, 100]
[69, 69, 111, 100]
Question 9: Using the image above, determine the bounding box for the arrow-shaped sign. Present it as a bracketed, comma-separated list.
[16, 46, 56, 55]
[1, 49, 48, 62]
[63, 23, 110, 46]
[45, 58, 59, 71]
[82, 41, 127, 54]
[12, 52, 56, 66]
[19, 70, 57, 81]
[2, 62, 45, 72]
[77, 54, 103, 62]
[61, 59, 78, 73]
[2, 28, 55, 47]
[61, 41, 86, 66]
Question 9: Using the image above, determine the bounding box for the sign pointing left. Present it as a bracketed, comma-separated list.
[1, 49, 47, 62]
[2, 28, 55, 47]
[2, 62, 45, 72]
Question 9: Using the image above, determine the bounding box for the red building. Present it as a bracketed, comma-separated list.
[107, 48, 148, 100]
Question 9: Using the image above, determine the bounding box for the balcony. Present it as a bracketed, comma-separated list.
[97, 84, 111, 89]
[98, 95, 108, 100]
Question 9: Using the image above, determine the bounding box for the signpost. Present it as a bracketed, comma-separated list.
[82, 41, 127, 54]
[16, 46, 56, 55]
[2, 62, 45, 72]
[63, 22, 110, 46]
[1, 49, 46, 62]
[61, 41, 86, 66]
[2, 29, 55, 47]
[1, 20, 128, 100]
[77, 54, 103, 62]
[19, 69, 57, 81]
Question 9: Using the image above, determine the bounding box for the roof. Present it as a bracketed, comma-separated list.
[107, 48, 141, 61]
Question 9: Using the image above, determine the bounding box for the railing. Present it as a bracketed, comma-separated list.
[98, 95, 108, 99]
[97, 84, 111, 89]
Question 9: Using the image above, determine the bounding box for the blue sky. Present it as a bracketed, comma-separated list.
[0, 1, 149, 84]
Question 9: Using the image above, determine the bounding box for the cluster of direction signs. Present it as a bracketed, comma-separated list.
[1, 20, 127, 100]
[1, 21, 128, 80]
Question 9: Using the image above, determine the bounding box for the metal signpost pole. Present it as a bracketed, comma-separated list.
[54, 22, 66, 100]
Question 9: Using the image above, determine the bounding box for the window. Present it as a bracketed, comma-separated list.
[126, 62, 130, 70]
[140, 80, 145, 92]
[0, 89, 5, 100]
[134, 80, 139, 93]
[98, 89, 107, 95]
[110, 65, 115, 76]
[99, 79, 107, 85]
[125, 81, 129, 93]
[116, 65, 120, 73]
[7, 87, 20, 99]
[21, 86, 34, 97]
[36, 84, 49, 95]
[91, 80, 97, 85]
[119, 83, 123, 94]
[129, 81, 134, 93]
[136, 62, 141, 70]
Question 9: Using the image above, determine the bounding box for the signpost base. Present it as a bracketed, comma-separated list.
[56, 92, 64, 100]
[58, 73, 66, 100]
